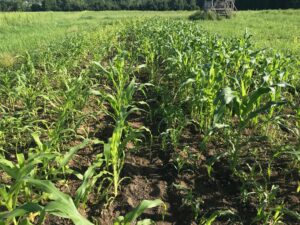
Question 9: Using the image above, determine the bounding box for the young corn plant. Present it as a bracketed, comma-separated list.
[93, 58, 150, 197]
[114, 199, 165, 225]
[0, 27, 126, 224]
[117, 20, 299, 224]
[0, 179, 93, 225]
[0, 138, 103, 225]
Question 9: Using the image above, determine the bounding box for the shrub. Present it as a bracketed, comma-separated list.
[189, 10, 235, 21]
[189, 10, 219, 21]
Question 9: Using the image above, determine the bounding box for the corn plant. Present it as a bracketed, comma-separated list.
[114, 199, 165, 225]
[116, 19, 299, 224]
[0, 153, 55, 215]
[0, 16, 299, 225]
[0, 179, 93, 225]
[92, 58, 151, 197]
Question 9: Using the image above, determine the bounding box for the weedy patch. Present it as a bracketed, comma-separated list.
[0, 53, 17, 68]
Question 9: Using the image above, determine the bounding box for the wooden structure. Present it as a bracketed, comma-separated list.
[204, 0, 237, 17]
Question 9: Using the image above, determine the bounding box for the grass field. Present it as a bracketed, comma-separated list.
[198, 10, 300, 55]
[0, 11, 190, 54]
[0, 10, 299, 55]
[0, 10, 299, 225]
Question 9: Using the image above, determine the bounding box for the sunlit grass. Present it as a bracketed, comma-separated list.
[197, 9, 300, 55]
[1, 10, 299, 55]
[0, 11, 191, 54]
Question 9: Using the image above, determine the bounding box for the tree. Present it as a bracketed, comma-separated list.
[171, 0, 183, 10]
[189, 0, 198, 10]
[31, 3, 43, 11]
[42, 0, 58, 11]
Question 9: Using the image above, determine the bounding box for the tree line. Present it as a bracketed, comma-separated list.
[0, 0, 299, 11]
[236, 0, 300, 10]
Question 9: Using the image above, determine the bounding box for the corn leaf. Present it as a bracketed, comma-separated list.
[25, 179, 93, 225]
[114, 199, 164, 225]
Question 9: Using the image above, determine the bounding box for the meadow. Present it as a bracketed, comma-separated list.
[0, 10, 299, 55]
[0, 10, 299, 225]
[0, 11, 190, 54]
[198, 10, 300, 55]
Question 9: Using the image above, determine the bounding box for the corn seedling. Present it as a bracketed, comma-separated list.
[114, 199, 165, 225]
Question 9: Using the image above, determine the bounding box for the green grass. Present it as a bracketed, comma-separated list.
[0, 10, 299, 56]
[197, 10, 300, 55]
[0, 11, 190, 54]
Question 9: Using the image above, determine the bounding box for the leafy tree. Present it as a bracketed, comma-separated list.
[189, 0, 198, 10]
[31, 3, 43, 11]
[42, 0, 58, 11]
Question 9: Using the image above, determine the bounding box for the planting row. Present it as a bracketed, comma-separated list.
[0, 19, 299, 224]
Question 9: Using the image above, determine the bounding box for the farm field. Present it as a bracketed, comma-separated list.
[0, 10, 300, 55]
[0, 10, 299, 225]
[0, 11, 191, 55]
[199, 10, 300, 55]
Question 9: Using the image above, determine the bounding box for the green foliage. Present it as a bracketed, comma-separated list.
[114, 199, 165, 225]
[192, 10, 300, 55]
[117, 19, 299, 224]
[1, 11, 299, 55]
[0, 11, 299, 225]
[26, 179, 93, 225]
[0, 22, 119, 224]
[200, 210, 236, 225]
[92, 58, 151, 197]
[0, 0, 200, 11]
[0, 0, 299, 11]
[0, 179, 93, 225]
[189, 10, 219, 21]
